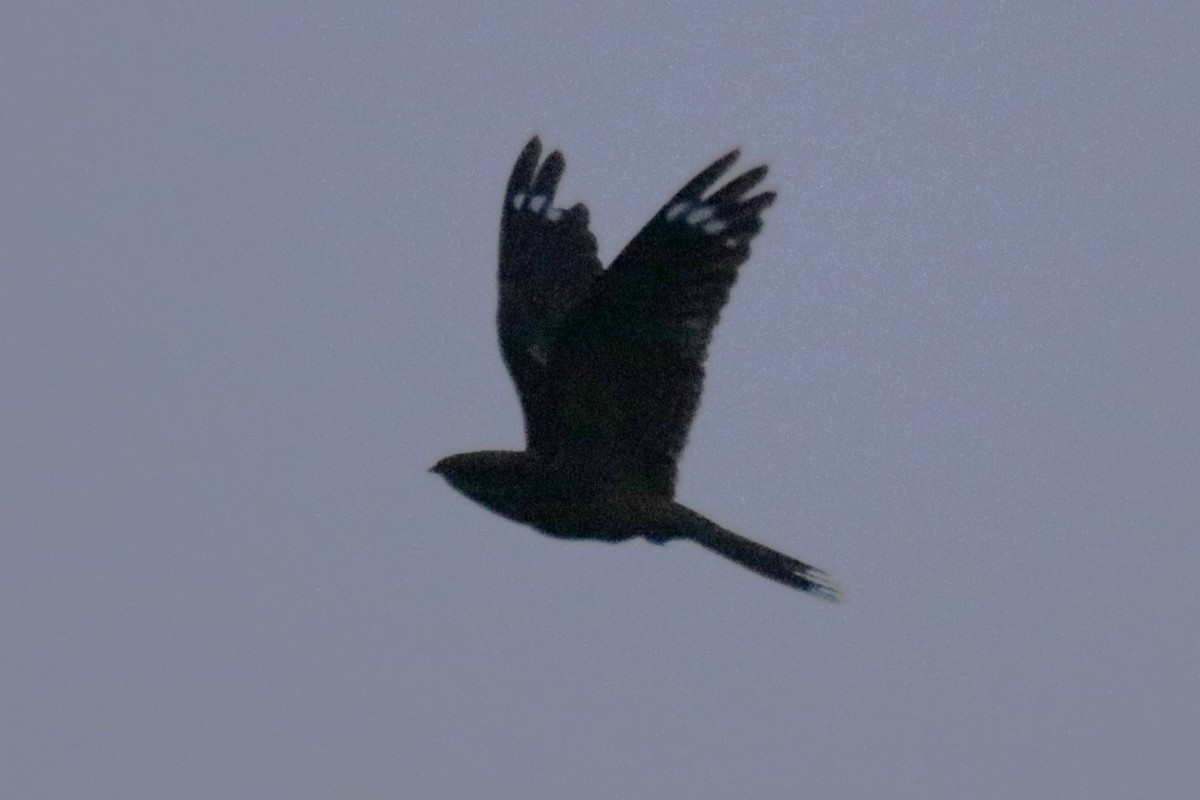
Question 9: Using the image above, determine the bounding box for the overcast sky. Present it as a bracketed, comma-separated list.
[3, 2, 1198, 798]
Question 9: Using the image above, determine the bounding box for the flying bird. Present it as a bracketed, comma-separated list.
[431, 137, 840, 601]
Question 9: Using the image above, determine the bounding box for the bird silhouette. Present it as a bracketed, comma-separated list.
[432, 137, 840, 601]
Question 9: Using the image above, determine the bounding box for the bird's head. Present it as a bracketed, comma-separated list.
[430, 450, 535, 492]
[430, 453, 488, 508]
[430, 450, 540, 521]
[428, 453, 473, 481]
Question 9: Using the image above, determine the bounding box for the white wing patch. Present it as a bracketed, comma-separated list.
[667, 202, 734, 238]
[512, 192, 567, 222]
[665, 202, 689, 221]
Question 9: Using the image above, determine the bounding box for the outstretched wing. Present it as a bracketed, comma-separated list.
[497, 137, 602, 453]
[543, 149, 775, 496]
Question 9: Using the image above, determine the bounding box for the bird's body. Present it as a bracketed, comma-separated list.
[432, 137, 840, 601]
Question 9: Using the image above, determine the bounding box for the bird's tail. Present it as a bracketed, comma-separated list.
[671, 505, 841, 602]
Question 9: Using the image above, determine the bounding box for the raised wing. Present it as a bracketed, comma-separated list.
[497, 137, 602, 453]
[542, 149, 775, 496]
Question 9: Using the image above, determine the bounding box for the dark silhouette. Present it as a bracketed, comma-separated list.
[432, 137, 840, 601]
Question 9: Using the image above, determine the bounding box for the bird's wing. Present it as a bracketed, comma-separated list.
[498, 137, 602, 453]
[543, 150, 774, 496]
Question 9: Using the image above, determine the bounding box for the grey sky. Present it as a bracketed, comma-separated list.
[3, 2, 1197, 798]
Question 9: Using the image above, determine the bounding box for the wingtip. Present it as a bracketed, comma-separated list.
[798, 567, 843, 603]
[711, 148, 741, 175]
[508, 136, 543, 195]
[674, 148, 744, 201]
[517, 136, 542, 162]
[531, 148, 566, 196]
